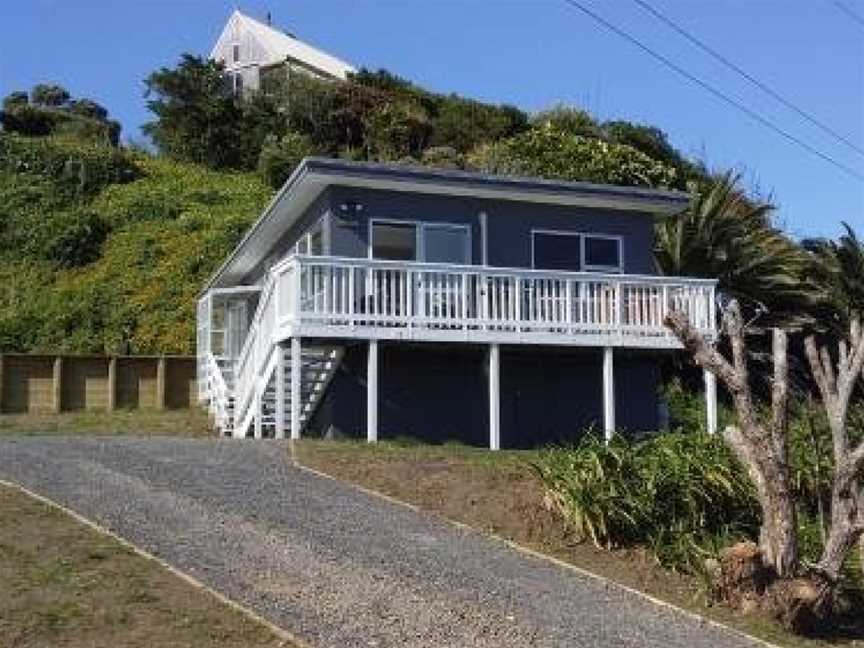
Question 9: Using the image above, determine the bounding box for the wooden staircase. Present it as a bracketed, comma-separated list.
[242, 344, 344, 438]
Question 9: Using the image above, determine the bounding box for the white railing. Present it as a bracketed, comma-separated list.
[215, 255, 717, 436]
[206, 353, 232, 431]
[233, 279, 278, 434]
[270, 255, 717, 347]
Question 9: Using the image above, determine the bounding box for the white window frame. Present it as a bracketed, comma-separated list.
[530, 229, 623, 274]
[368, 219, 472, 264]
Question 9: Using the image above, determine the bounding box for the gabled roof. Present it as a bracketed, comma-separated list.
[204, 158, 690, 291]
[210, 10, 355, 79]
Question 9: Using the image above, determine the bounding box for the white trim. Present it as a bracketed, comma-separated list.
[603, 347, 615, 441]
[367, 340, 379, 443]
[275, 254, 715, 286]
[705, 369, 717, 435]
[488, 344, 500, 451]
[530, 229, 624, 274]
[291, 337, 302, 440]
[275, 343, 286, 439]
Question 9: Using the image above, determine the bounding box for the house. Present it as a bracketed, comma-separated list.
[209, 10, 355, 95]
[197, 159, 719, 449]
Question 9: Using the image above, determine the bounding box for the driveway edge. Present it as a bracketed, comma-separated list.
[0, 478, 314, 648]
[293, 460, 782, 648]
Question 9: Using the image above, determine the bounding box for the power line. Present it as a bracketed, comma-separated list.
[832, 0, 864, 30]
[632, 0, 864, 158]
[558, 0, 864, 182]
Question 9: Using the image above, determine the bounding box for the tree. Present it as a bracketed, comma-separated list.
[803, 223, 864, 327]
[666, 302, 798, 577]
[655, 172, 815, 325]
[602, 120, 681, 167]
[364, 99, 432, 161]
[2, 91, 28, 111]
[257, 132, 318, 189]
[667, 302, 864, 631]
[804, 322, 864, 592]
[67, 98, 109, 121]
[31, 84, 70, 107]
[143, 55, 264, 169]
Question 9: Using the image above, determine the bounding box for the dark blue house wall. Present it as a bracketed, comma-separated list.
[307, 343, 661, 448]
[243, 190, 333, 285]
[326, 186, 657, 273]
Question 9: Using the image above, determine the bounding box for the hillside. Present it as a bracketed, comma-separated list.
[0, 134, 271, 354]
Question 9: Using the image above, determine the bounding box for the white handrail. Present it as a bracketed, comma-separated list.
[206, 353, 232, 432]
[233, 276, 278, 432]
[272, 255, 717, 343]
[275, 254, 720, 287]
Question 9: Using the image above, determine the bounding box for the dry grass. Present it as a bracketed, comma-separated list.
[0, 483, 289, 648]
[0, 408, 213, 438]
[295, 438, 862, 648]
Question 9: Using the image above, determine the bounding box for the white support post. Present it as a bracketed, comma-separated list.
[704, 368, 718, 435]
[290, 337, 302, 440]
[254, 382, 263, 439]
[602, 347, 615, 442]
[274, 343, 286, 439]
[488, 343, 501, 451]
[367, 340, 378, 443]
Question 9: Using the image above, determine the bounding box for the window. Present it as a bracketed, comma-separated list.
[371, 222, 417, 260]
[422, 224, 470, 264]
[210, 302, 227, 356]
[533, 232, 582, 271]
[308, 226, 323, 256]
[584, 235, 621, 271]
[232, 44, 240, 62]
[532, 231, 622, 273]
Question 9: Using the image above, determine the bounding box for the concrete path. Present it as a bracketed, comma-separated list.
[0, 438, 762, 648]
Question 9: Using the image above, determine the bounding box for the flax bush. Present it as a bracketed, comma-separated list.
[532, 432, 760, 573]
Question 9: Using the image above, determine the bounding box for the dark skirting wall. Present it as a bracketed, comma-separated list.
[306, 342, 661, 448]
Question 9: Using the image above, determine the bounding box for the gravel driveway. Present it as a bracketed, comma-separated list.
[0, 437, 762, 648]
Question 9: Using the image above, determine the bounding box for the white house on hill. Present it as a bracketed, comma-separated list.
[210, 10, 355, 94]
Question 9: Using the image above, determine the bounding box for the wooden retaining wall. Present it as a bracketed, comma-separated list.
[0, 354, 197, 414]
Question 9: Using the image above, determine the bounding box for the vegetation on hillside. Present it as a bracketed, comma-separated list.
[0, 134, 269, 353]
[1, 84, 122, 146]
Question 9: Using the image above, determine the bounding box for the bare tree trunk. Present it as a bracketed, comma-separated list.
[805, 326, 864, 587]
[814, 457, 863, 582]
[665, 303, 798, 577]
[859, 531, 864, 581]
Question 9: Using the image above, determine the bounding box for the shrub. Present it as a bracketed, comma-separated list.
[467, 126, 678, 188]
[31, 84, 71, 107]
[533, 432, 759, 573]
[532, 105, 602, 138]
[257, 132, 318, 189]
[32, 210, 110, 268]
[0, 133, 140, 197]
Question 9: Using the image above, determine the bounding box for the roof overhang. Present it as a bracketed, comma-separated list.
[203, 158, 690, 292]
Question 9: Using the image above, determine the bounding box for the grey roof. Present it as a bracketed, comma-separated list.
[301, 157, 690, 208]
[204, 157, 690, 291]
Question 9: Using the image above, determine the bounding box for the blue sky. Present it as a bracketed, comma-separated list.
[1, 1, 861, 239]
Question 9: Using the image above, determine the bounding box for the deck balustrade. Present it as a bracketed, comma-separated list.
[270, 255, 717, 348]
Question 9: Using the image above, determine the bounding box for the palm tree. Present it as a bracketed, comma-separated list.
[655, 172, 817, 326]
[802, 223, 864, 329]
